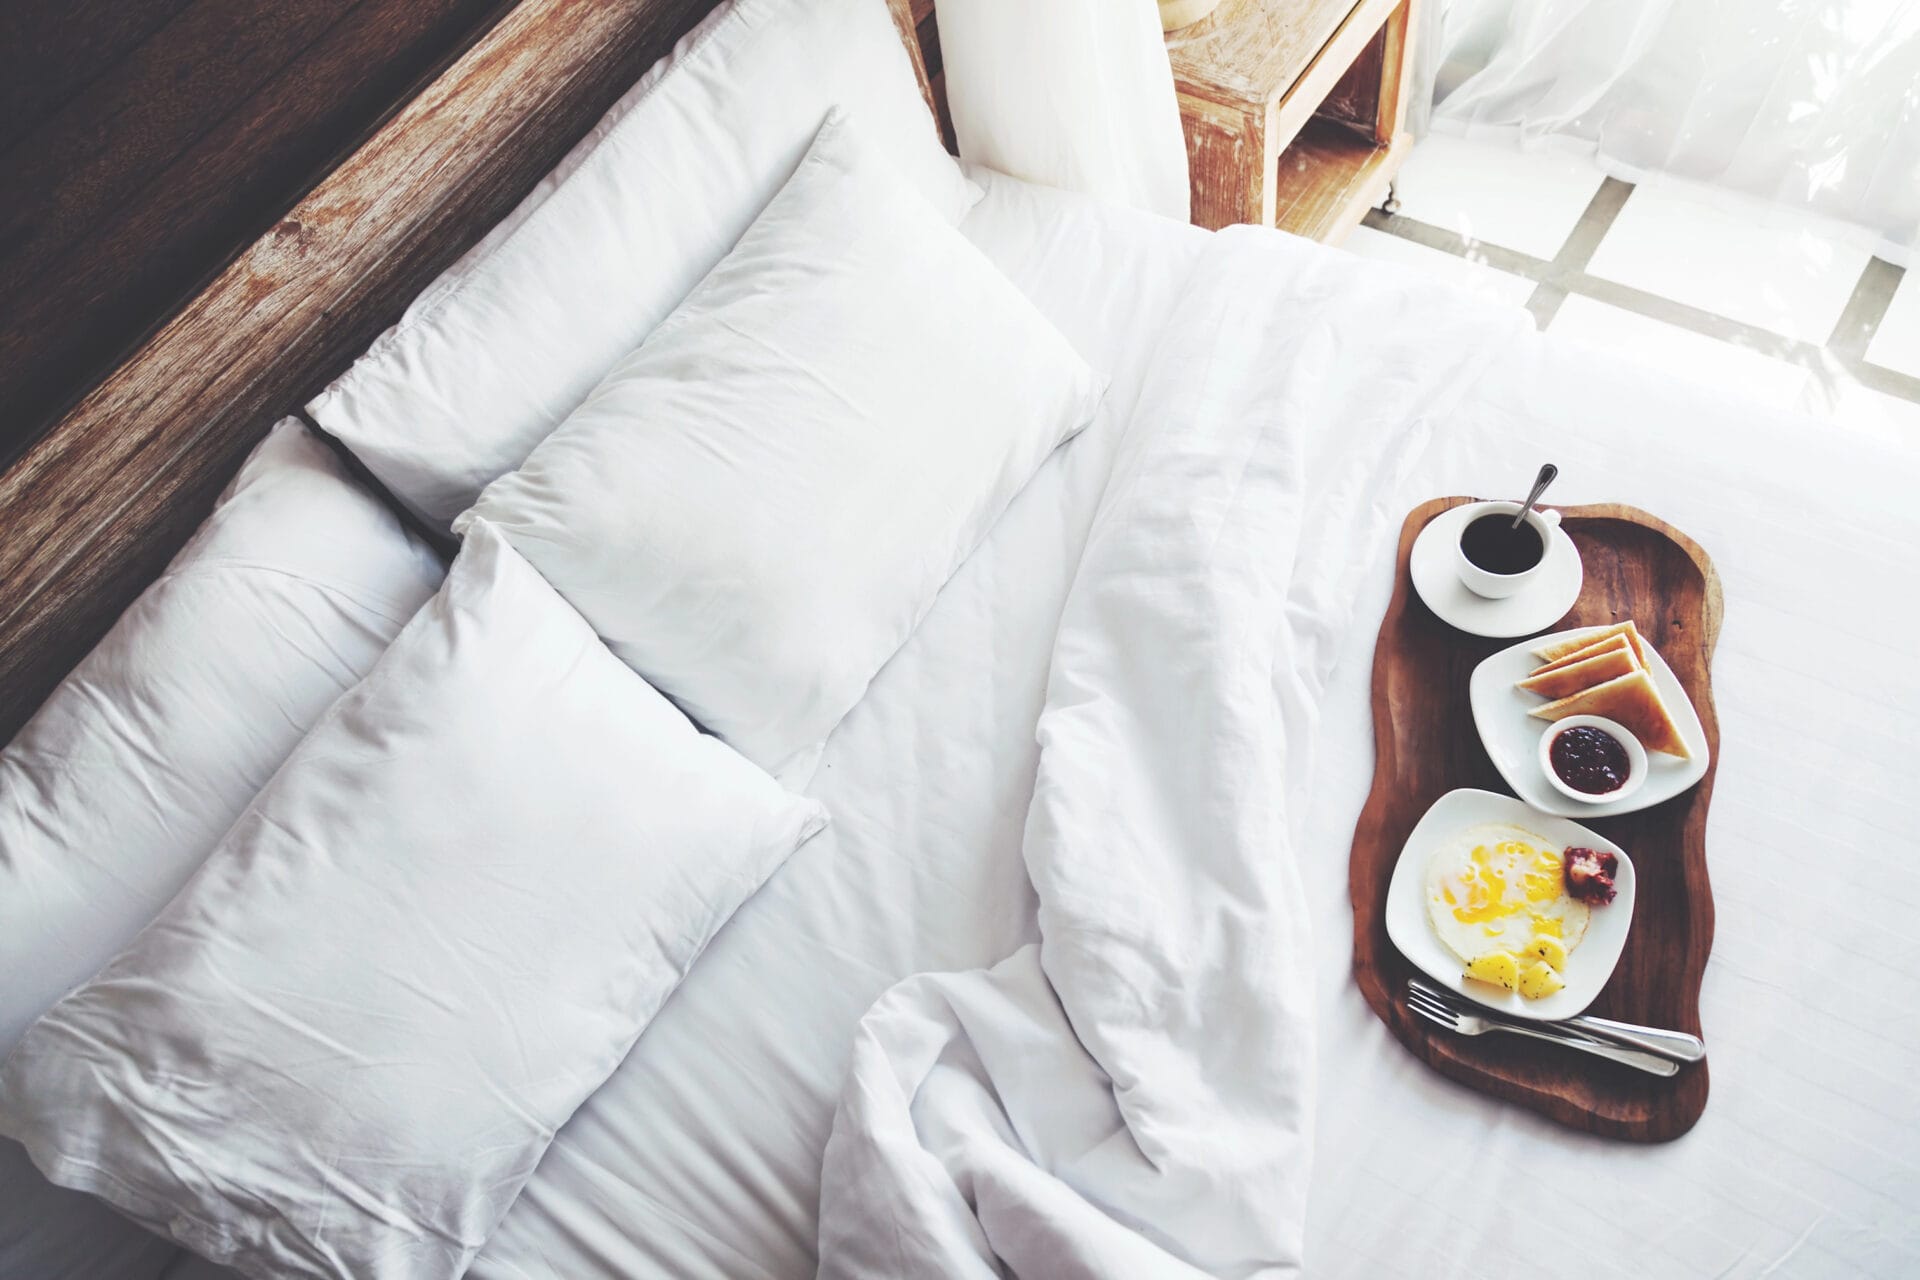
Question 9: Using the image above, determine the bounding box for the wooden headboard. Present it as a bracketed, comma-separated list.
[884, 0, 953, 150]
[0, 0, 960, 744]
[0, 0, 750, 743]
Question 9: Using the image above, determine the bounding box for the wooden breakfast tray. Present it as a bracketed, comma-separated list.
[1349, 499, 1722, 1142]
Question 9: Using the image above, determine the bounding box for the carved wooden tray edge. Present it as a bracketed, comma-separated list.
[1349, 498, 1722, 1143]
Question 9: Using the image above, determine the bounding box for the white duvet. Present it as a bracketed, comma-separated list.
[43, 180, 1920, 1280]
[818, 228, 1528, 1277]
[466, 173, 1920, 1280]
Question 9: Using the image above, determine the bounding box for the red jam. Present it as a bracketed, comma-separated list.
[1565, 847, 1619, 904]
[1550, 724, 1630, 795]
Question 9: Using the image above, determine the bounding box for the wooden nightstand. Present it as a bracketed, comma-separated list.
[1168, 0, 1418, 240]
[885, 0, 1414, 242]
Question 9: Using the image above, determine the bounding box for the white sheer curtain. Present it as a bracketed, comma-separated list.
[1427, 0, 1920, 264]
[937, 0, 1190, 220]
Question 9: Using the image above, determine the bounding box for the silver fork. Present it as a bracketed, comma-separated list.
[1410, 976, 1705, 1064]
[1404, 981, 1679, 1077]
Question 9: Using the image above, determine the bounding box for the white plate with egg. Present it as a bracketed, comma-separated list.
[1385, 789, 1635, 1019]
[1470, 624, 1710, 818]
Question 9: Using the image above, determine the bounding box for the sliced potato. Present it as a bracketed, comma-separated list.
[1526, 936, 1569, 971]
[1519, 960, 1566, 1000]
[1464, 952, 1520, 990]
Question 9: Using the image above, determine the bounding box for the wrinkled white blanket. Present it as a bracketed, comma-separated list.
[817, 227, 1529, 1278]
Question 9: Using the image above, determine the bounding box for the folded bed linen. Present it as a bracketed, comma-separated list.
[459, 109, 1105, 778]
[91, 180, 1917, 1280]
[465, 172, 1209, 1280]
[0, 524, 826, 1280]
[310, 0, 976, 529]
[0, 421, 443, 1280]
[815, 224, 1522, 1278]
[468, 175, 1919, 1280]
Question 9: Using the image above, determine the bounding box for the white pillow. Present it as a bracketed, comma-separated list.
[941, 0, 1190, 219]
[0, 419, 443, 1280]
[0, 521, 826, 1280]
[309, 0, 976, 529]
[457, 110, 1106, 776]
[0, 420, 445, 1055]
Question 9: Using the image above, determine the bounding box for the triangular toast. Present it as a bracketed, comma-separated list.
[1527, 668, 1691, 758]
[1529, 633, 1632, 677]
[1533, 621, 1648, 669]
[1517, 645, 1640, 699]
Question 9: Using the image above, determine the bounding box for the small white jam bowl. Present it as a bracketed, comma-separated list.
[1538, 714, 1647, 805]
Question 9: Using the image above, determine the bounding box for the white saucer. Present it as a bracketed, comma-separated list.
[1410, 504, 1582, 638]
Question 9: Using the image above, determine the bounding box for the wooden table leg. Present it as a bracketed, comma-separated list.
[1180, 95, 1267, 230]
[1374, 0, 1416, 147]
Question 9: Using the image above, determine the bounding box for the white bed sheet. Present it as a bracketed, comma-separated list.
[158, 175, 1918, 1279]
[1296, 338, 1920, 1277]
[466, 172, 1211, 1280]
[470, 170, 1918, 1278]
[95, 171, 1203, 1280]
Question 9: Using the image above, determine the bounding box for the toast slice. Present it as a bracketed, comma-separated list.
[1529, 633, 1632, 677]
[1527, 668, 1691, 758]
[1533, 621, 1648, 669]
[1517, 644, 1640, 699]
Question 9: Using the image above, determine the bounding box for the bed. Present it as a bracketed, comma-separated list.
[3, 1, 1916, 1278]
[458, 177, 1917, 1280]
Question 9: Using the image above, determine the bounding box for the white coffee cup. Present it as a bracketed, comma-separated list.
[1455, 500, 1560, 599]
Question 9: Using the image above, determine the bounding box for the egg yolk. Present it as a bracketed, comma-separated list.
[1448, 841, 1569, 927]
[1451, 845, 1516, 924]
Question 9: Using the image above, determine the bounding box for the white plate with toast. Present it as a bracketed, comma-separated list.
[1470, 622, 1710, 817]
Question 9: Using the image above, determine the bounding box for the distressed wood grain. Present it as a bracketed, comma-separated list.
[1267, 116, 1406, 243]
[1181, 97, 1271, 230]
[0, 0, 721, 743]
[0, 0, 515, 464]
[1179, 0, 1416, 232]
[0, 0, 194, 152]
[889, 0, 1417, 237]
[885, 0, 953, 151]
[1370, 0, 1414, 146]
[1318, 25, 1385, 130]
[1165, 0, 1357, 104]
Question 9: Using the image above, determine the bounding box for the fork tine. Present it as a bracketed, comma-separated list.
[1403, 998, 1459, 1032]
[1403, 989, 1461, 1026]
[1404, 976, 1457, 1009]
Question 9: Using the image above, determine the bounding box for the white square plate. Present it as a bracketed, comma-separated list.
[1385, 789, 1636, 1019]
[1471, 625, 1710, 818]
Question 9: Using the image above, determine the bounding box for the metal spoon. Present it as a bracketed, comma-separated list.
[1511, 462, 1558, 528]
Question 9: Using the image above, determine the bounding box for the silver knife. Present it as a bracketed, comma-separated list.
[1407, 978, 1690, 1075]
[1562, 1012, 1706, 1063]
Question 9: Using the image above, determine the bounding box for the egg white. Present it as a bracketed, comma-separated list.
[1424, 822, 1590, 965]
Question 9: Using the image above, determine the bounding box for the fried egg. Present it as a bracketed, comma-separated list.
[1424, 823, 1590, 966]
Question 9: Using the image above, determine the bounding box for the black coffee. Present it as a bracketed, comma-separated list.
[1460, 513, 1543, 575]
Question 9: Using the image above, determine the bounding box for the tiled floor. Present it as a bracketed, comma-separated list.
[1584, 183, 1872, 346]
[1868, 270, 1920, 381]
[1383, 135, 1606, 263]
[1341, 226, 1535, 307]
[1347, 135, 1920, 434]
[1546, 294, 1810, 406]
